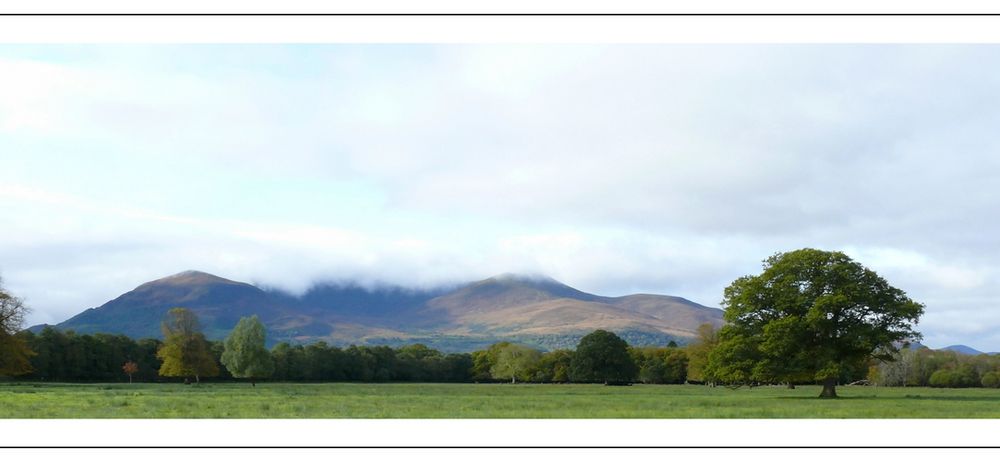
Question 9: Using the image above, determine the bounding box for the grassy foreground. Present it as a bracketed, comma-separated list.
[2, 382, 1000, 418]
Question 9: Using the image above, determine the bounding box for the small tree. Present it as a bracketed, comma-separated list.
[471, 341, 512, 382]
[981, 371, 1000, 388]
[635, 348, 688, 384]
[122, 361, 139, 384]
[871, 348, 918, 387]
[684, 323, 719, 384]
[490, 344, 541, 383]
[570, 330, 637, 384]
[663, 349, 689, 384]
[532, 349, 574, 382]
[928, 370, 954, 388]
[220, 315, 274, 386]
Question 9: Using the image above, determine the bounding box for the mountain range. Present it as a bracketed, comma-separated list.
[940, 345, 999, 356]
[30, 270, 725, 352]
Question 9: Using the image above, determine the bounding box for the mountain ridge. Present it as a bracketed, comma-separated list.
[31, 270, 725, 352]
[939, 344, 1000, 356]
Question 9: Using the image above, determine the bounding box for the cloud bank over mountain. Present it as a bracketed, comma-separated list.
[1, 45, 999, 350]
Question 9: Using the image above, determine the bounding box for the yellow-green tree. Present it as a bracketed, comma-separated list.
[0, 277, 34, 377]
[471, 341, 512, 381]
[684, 323, 719, 383]
[220, 315, 273, 386]
[490, 343, 541, 383]
[157, 308, 218, 384]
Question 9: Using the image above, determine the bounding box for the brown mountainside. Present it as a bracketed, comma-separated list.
[419, 274, 723, 338]
[35, 271, 724, 352]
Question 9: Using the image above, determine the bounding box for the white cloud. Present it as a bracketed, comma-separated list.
[0, 58, 86, 133]
[848, 247, 990, 291]
[3, 45, 1000, 350]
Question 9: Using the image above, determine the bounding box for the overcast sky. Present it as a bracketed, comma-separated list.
[2, 45, 999, 350]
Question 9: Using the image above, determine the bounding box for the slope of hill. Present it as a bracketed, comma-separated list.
[605, 294, 726, 334]
[418, 274, 721, 340]
[34, 271, 725, 351]
[50, 271, 296, 340]
[295, 282, 447, 323]
[941, 344, 986, 355]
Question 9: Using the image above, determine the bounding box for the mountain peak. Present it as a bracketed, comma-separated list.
[941, 344, 985, 356]
[477, 273, 587, 295]
[488, 272, 562, 285]
[436, 273, 602, 307]
[146, 270, 241, 287]
[172, 270, 214, 278]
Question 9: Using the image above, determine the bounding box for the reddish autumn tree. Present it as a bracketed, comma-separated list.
[122, 361, 139, 384]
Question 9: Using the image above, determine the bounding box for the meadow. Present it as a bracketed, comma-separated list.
[2, 382, 999, 418]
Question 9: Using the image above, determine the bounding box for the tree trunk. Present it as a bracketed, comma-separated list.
[819, 378, 837, 398]
[251, 379, 256, 387]
[511, 376, 516, 384]
[787, 383, 795, 389]
[195, 374, 200, 385]
[129, 375, 133, 384]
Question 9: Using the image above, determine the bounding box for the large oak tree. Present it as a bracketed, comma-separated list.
[708, 248, 924, 398]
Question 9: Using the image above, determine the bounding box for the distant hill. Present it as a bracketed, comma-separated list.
[46, 271, 297, 340]
[418, 274, 721, 338]
[31, 270, 725, 352]
[879, 342, 997, 356]
[940, 345, 987, 356]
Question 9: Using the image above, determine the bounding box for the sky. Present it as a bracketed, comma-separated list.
[1, 44, 999, 351]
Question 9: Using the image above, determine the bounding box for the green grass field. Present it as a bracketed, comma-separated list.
[2, 382, 999, 418]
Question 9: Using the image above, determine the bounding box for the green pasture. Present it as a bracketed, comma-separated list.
[2, 382, 998, 418]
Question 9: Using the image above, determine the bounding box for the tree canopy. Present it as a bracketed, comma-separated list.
[122, 361, 139, 383]
[157, 308, 219, 383]
[684, 323, 719, 383]
[471, 341, 511, 381]
[633, 346, 688, 384]
[570, 330, 637, 384]
[0, 278, 34, 377]
[489, 343, 541, 383]
[532, 349, 573, 383]
[220, 315, 273, 385]
[707, 248, 924, 398]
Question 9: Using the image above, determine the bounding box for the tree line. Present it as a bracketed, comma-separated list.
[13, 248, 999, 397]
[10, 313, 998, 389]
[8, 309, 691, 384]
[3, 275, 697, 385]
[868, 347, 1000, 388]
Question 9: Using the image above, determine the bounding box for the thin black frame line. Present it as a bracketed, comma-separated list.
[2, 446, 999, 449]
[2, 13, 1000, 16]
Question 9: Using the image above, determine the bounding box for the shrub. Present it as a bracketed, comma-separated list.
[981, 371, 1000, 388]
[954, 364, 980, 388]
[928, 370, 954, 388]
[929, 367, 979, 388]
